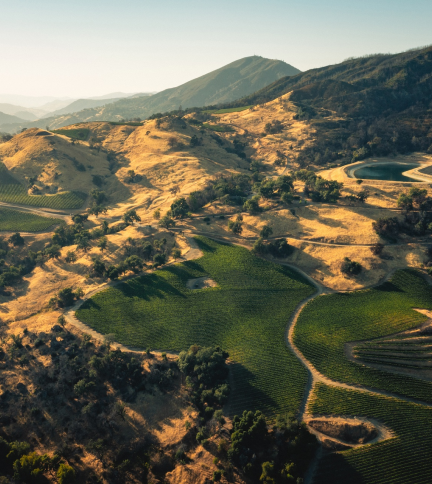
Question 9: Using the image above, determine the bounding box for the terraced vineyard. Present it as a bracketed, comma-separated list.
[76, 237, 315, 417]
[294, 270, 432, 402]
[0, 163, 86, 209]
[310, 383, 432, 484]
[0, 208, 62, 232]
[354, 334, 432, 373]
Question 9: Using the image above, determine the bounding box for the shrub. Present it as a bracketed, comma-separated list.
[341, 257, 362, 276]
[370, 242, 384, 256]
[267, 239, 293, 258]
[372, 217, 400, 239]
[260, 225, 273, 239]
[57, 463, 76, 484]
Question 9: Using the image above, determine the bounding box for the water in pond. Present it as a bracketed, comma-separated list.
[354, 163, 419, 182]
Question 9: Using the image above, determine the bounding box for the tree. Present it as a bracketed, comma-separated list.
[65, 251, 77, 263]
[372, 217, 400, 239]
[57, 463, 76, 484]
[122, 209, 141, 225]
[88, 204, 107, 218]
[57, 287, 76, 307]
[190, 135, 202, 147]
[98, 236, 108, 252]
[260, 225, 273, 239]
[77, 237, 90, 253]
[106, 265, 120, 280]
[172, 248, 181, 260]
[44, 244, 61, 259]
[252, 237, 267, 255]
[170, 198, 190, 218]
[370, 242, 384, 256]
[341, 257, 362, 276]
[91, 258, 106, 277]
[243, 195, 261, 214]
[153, 209, 161, 220]
[124, 255, 144, 273]
[9, 233, 24, 246]
[153, 253, 166, 266]
[228, 215, 243, 235]
[159, 215, 175, 229]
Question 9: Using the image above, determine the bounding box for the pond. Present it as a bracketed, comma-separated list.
[354, 163, 419, 182]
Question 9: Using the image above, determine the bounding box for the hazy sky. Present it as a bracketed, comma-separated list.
[2, 0, 431, 99]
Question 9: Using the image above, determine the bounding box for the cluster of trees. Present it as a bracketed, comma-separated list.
[178, 345, 230, 422]
[0, 438, 75, 484]
[373, 188, 432, 240]
[227, 410, 317, 483]
[49, 286, 83, 309]
[0, 323, 178, 482]
[294, 169, 343, 203]
[263, 119, 284, 135]
[0, 234, 38, 293]
[253, 237, 294, 258]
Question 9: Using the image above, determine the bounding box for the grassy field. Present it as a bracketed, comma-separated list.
[0, 163, 86, 209]
[0, 208, 62, 232]
[52, 128, 90, 140]
[310, 383, 432, 484]
[76, 237, 315, 417]
[294, 270, 432, 402]
[205, 105, 252, 114]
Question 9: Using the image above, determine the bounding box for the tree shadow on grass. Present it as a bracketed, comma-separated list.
[118, 273, 186, 300]
[314, 451, 364, 484]
[226, 362, 279, 419]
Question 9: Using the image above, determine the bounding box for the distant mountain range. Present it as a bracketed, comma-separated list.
[0, 56, 300, 132]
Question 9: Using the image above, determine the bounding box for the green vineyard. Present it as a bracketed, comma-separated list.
[310, 383, 432, 484]
[294, 270, 432, 403]
[0, 208, 63, 232]
[76, 237, 316, 418]
[0, 165, 86, 209]
[51, 128, 90, 140]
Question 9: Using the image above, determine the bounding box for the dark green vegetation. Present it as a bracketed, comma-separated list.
[294, 269, 432, 402]
[77, 237, 316, 417]
[228, 410, 317, 482]
[0, 208, 62, 232]
[0, 164, 86, 209]
[310, 383, 432, 484]
[51, 128, 90, 140]
[178, 345, 229, 420]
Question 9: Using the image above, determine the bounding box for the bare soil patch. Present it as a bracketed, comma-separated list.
[186, 276, 218, 290]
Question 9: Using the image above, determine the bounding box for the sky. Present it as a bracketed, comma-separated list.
[1, 0, 431, 101]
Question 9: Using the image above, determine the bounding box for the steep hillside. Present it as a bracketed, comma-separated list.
[3, 56, 299, 132]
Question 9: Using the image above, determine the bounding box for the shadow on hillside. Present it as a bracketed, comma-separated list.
[226, 362, 279, 418]
[120, 273, 186, 300]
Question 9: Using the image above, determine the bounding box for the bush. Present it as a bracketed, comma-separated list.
[57, 463, 76, 484]
[341, 257, 362, 276]
[370, 242, 384, 256]
[267, 239, 293, 258]
[372, 217, 400, 239]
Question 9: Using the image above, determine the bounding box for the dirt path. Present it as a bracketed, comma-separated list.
[0, 201, 71, 220]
